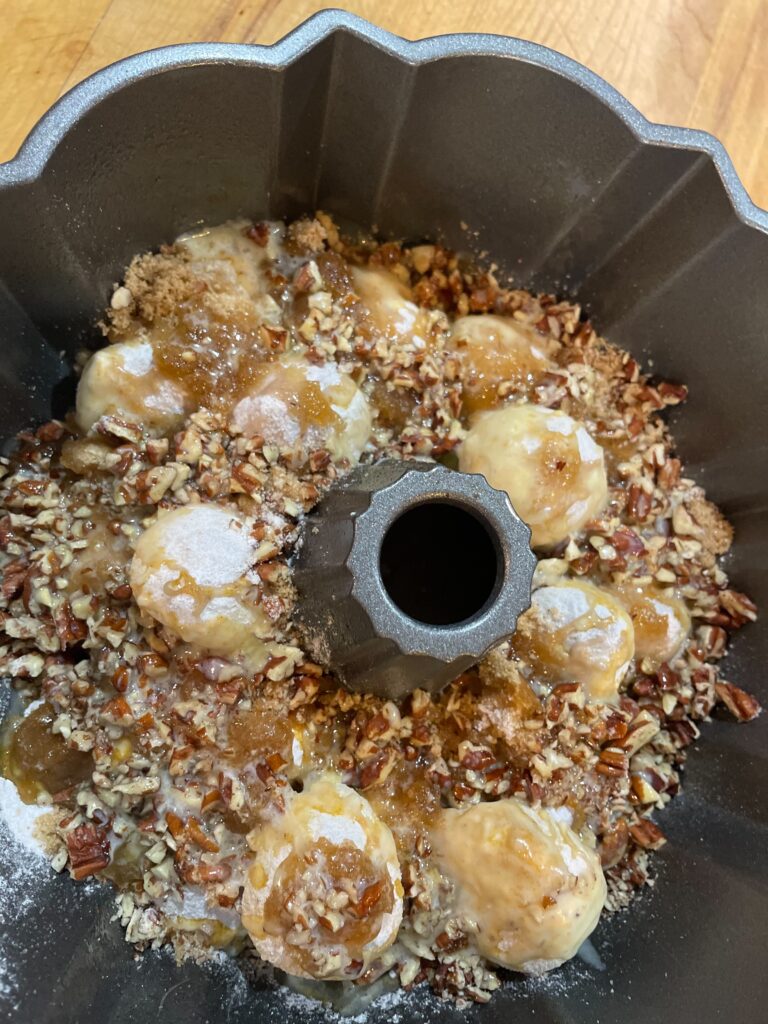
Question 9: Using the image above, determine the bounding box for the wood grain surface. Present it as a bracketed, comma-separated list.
[2, 1, 766, 206]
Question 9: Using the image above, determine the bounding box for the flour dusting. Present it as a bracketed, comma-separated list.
[0, 781, 48, 1009]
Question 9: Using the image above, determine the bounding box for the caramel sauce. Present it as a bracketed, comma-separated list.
[366, 760, 440, 856]
[302, 716, 346, 773]
[290, 376, 339, 433]
[625, 593, 670, 653]
[348, 265, 433, 352]
[514, 603, 614, 682]
[1, 703, 92, 803]
[535, 435, 581, 521]
[594, 431, 638, 476]
[161, 566, 219, 617]
[263, 839, 392, 970]
[101, 834, 144, 888]
[238, 361, 341, 433]
[221, 805, 257, 836]
[69, 511, 131, 593]
[368, 378, 417, 431]
[225, 705, 295, 768]
[449, 317, 552, 414]
[316, 252, 354, 298]
[457, 346, 543, 413]
[478, 658, 542, 721]
[611, 581, 688, 661]
[152, 298, 268, 409]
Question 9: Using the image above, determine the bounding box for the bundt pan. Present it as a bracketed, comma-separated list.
[0, 9, 766, 1024]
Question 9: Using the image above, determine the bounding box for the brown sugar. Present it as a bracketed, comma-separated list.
[288, 216, 328, 254]
[686, 491, 733, 556]
[109, 251, 201, 332]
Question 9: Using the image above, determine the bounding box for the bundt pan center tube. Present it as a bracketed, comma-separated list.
[0, 10, 766, 1024]
[294, 460, 536, 699]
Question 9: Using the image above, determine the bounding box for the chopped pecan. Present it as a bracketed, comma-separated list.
[434, 928, 469, 954]
[656, 663, 680, 691]
[603, 711, 629, 743]
[293, 261, 320, 293]
[166, 812, 185, 839]
[458, 742, 495, 770]
[714, 682, 762, 722]
[66, 823, 111, 880]
[696, 625, 727, 659]
[259, 324, 288, 351]
[630, 774, 661, 805]
[197, 862, 232, 883]
[408, 689, 432, 718]
[135, 465, 176, 504]
[96, 416, 142, 444]
[596, 747, 629, 776]
[1, 557, 29, 600]
[617, 710, 660, 754]
[599, 819, 629, 868]
[0, 515, 13, 549]
[612, 526, 646, 555]
[231, 460, 262, 494]
[365, 713, 391, 740]
[657, 457, 681, 488]
[629, 818, 667, 850]
[657, 381, 688, 405]
[631, 676, 657, 699]
[54, 601, 88, 647]
[569, 550, 598, 575]
[718, 589, 758, 628]
[201, 789, 222, 813]
[351, 879, 385, 918]
[309, 449, 331, 473]
[625, 484, 652, 522]
[36, 420, 66, 443]
[666, 719, 699, 748]
[245, 221, 270, 246]
[187, 817, 220, 853]
[359, 748, 397, 789]
[145, 437, 169, 465]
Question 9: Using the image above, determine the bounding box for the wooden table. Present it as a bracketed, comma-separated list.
[2, 1, 766, 207]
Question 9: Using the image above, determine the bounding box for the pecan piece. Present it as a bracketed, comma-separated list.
[617, 710, 660, 754]
[714, 682, 762, 722]
[596, 747, 629, 776]
[658, 381, 688, 406]
[54, 601, 88, 647]
[657, 457, 681, 488]
[1, 557, 29, 601]
[197, 862, 232, 883]
[599, 819, 629, 868]
[458, 741, 495, 770]
[245, 221, 270, 246]
[187, 817, 220, 853]
[625, 484, 652, 522]
[666, 719, 699, 747]
[569, 549, 598, 575]
[629, 818, 666, 850]
[308, 449, 331, 473]
[718, 589, 758, 628]
[96, 416, 142, 444]
[696, 625, 727, 659]
[66, 823, 111, 880]
[612, 526, 646, 556]
[351, 879, 385, 919]
[359, 748, 397, 789]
